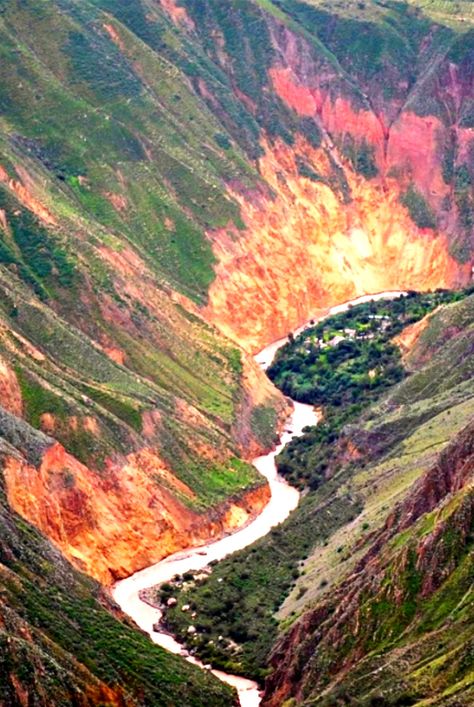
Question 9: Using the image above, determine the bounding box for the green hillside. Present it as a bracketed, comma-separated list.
[0, 465, 237, 706]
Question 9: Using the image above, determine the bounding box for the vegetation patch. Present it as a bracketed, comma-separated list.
[0, 187, 76, 299]
[270, 290, 470, 488]
[159, 490, 359, 680]
[341, 135, 378, 178]
[250, 405, 279, 450]
[0, 483, 236, 706]
[64, 28, 143, 100]
[158, 289, 473, 681]
[450, 163, 474, 263]
[80, 384, 144, 433]
[400, 183, 437, 230]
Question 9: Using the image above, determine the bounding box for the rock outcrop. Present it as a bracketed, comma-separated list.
[196, 6, 473, 349]
[2, 433, 270, 585]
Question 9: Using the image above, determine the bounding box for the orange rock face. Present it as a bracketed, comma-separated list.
[3, 441, 270, 585]
[103, 191, 128, 212]
[269, 65, 472, 207]
[0, 228, 284, 587]
[393, 312, 435, 359]
[103, 345, 127, 365]
[159, 0, 195, 29]
[0, 164, 57, 225]
[0, 356, 22, 417]
[200, 50, 472, 351]
[205, 134, 470, 352]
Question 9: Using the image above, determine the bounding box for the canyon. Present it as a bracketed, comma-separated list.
[0, 0, 472, 705]
[112, 291, 405, 706]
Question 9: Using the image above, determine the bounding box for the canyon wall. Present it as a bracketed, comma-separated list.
[264, 421, 474, 705]
[0, 1, 471, 702]
[0, 0, 471, 590]
[205, 133, 469, 350]
[3, 434, 270, 585]
[0, 264, 282, 584]
[192, 4, 473, 350]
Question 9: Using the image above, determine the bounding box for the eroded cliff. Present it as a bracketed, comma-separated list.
[2, 432, 270, 585]
[0, 259, 280, 584]
[0, 470, 237, 706]
[205, 134, 468, 350]
[189, 1, 473, 349]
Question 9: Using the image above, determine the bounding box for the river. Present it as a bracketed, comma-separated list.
[112, 291, 406, 706]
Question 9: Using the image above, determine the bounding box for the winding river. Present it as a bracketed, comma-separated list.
[112, 291, 406, 706]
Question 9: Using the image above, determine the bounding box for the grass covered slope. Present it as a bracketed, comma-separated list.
[0, 244, 284, 584]
[271, 290, 472, 489]
[0, 467, 236, 707]
[266, 450, 474, 706]
[0, 0, 254, 302]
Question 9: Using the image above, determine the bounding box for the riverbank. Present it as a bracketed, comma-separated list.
[254, 290, 407, 370]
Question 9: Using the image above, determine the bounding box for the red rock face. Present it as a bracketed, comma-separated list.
[271, 64, 463, 204]
[205, 134, 469, 352]
[3, 441, 270, 585]
[201, 20, 473, 351]
[159, 0, 196, 29]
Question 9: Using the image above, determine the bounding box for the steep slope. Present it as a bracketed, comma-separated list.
[0, 1, 472, 702]
[266, 450, 473, 706]
[0, 467, 236, 706]
[0, 4, 470, 561]
[0, 0, 472, 353]
[0, 0, 292, 584]
[0, 215, 285, 583]
[181, 0, 473, 348]
[263, 296, 474, 705]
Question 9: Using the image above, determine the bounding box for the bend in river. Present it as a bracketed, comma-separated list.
[112, 291, 406, 706]
[113, 398, 318, 706]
